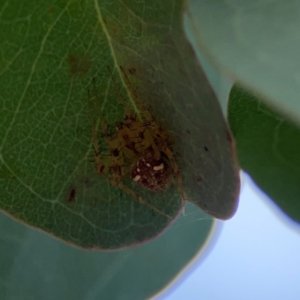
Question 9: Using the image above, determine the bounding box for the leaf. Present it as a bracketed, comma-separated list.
[185, 0, 300, 124]
[228, 84, 300, 223]
[0, 0, 239, 249]
[0, 202, 214, 300]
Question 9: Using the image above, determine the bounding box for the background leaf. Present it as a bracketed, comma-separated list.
[0, 0, 239, 249]
[228, 84, 300, 223]
[0, 202, 214, 300]
[184, 0, 300, 124]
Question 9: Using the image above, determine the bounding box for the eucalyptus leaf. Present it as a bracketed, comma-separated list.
[0, 202, 214, 300]
[228, 85, 300, 223]
[0, 0, 239, 249]
[185, 0, 300, 124]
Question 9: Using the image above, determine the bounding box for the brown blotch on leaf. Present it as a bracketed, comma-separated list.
[67, 188, 76, 203]
[225, 129, 233, 143]
[196, 176, 203, 183]
[131, 152, 172, 192]
[128, 68, 136, 75]
[67, 54, 91, 76]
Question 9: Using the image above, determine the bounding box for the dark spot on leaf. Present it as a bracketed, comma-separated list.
[67, 188, 76, 203]
[139, 131, 144, 139]
[122, 133, 130, 141]
[112, 148, 119, 156]
[131, 152, 172, 191]
[186, 130, 190, 134]
[67, 54, 91, 76]
[196, 176, 203, 183]
[99, 165, 105, 174]
[126, 142, 138, 154]
[128, 68, 136, 75]
[225, 129, 233, 143]
[204, 146, 209, 152]
[112, 26, 119, 35]
[112, 165, 122, 175]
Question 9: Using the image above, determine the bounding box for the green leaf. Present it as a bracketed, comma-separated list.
[185, 0, 300, 124]
[0, 202, 214, 300]
[0, 0, 239, 249]
[228, 84, 300, 223]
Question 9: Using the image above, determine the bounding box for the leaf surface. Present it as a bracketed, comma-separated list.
[0, 0, 239, 249]
[0, 202, 214, 300]
[228, 85, 300, 223]
[185, 0, 300, 124]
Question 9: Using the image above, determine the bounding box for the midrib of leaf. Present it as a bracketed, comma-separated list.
[94, 0, 141, 119]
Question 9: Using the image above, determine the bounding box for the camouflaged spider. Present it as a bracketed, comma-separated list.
[89, 67, 184, 218]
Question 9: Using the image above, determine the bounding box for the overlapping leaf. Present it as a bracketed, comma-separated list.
[185, 0, 300, 124]
[0, 203, 214, 299]
[228, 85, 300, 223]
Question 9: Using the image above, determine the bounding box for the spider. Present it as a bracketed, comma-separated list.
[88, 67, 184, 219]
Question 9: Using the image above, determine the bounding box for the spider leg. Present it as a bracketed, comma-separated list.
[132, 127, 161, 159]
[147, 135, 160, 159]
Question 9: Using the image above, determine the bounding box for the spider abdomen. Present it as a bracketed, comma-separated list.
[131, 152, 172, 191]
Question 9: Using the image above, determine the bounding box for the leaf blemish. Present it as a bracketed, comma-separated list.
[128, 67, 136, 75]
[88, 66, 185, 219]
[67, 54, 91, 76]
[225, 129, 233, 143]
[67, 188, 76, 203]
[196, 176, 203, 183]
